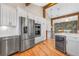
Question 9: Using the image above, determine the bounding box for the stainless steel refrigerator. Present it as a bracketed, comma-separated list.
[27, 19, 35, 48]
[19, 17, 35, 52]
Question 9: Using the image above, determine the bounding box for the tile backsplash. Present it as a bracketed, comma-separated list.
[54, 20, 77, 33]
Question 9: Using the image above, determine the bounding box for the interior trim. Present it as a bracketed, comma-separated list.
[43, 3, 57, 18]
[51, 12, 79, 20]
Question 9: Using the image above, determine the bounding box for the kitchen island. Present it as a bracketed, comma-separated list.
[55, 33, 79, 56]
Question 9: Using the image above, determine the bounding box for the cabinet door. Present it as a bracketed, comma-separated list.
[1, 39, 7, 56]
[0, 37, 19, 56]
[66, 36, 79, 56]
[7, 38, 15, 55]
[15, 37, 19, 52]
[6, 5, 17, 26]
[0, 39, 2, 55]
[1, 4, 17, 26]
[11, 8, 17, 26]
[1, 4, 9, 26]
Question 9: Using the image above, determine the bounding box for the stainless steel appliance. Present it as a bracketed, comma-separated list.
[55, 35, 66, 53]
[35, 23, 41, 37]
[19, 17, 30, 52]
[19, 17, 35, 52]
[27, 19, 35, 48]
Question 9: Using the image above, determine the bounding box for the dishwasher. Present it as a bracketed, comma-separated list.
[55, 35, 66, 53]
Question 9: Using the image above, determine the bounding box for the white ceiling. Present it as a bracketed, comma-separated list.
[33, 3, 48, 7]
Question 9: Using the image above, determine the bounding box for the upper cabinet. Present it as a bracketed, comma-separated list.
[17, 7, 27, 26]
[0, 4, 17, 27]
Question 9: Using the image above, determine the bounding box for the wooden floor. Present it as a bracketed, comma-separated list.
[15, 39, 65, 56]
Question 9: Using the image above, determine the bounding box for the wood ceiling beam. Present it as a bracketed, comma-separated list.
[43, 3, 57, 9]
[43, 3, 57, 18]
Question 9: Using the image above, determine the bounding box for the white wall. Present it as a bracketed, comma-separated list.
[46, 19, 52, 39]
[45, 9, 52, 39]
[26, 4, 43, 17]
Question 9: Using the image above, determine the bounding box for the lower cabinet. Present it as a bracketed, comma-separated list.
[1, 39, 7, 56]
[7, 38, 15, 55]
[0, 36, 19, 56]
[66, 36, 79, 56]
[15, 38, 19, 52]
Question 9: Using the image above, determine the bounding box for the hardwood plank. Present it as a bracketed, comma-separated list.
[15, 39, 65, 56]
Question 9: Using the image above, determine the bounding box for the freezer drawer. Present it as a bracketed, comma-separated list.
[20, 39, 30, 52]
[30, 39, 35, 48]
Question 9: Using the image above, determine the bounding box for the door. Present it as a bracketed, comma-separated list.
[19, 17, 30, 52]
[28, 19, 35, 38]
[20, 17, 26, 40]
[19, 17, 25, 51]
[27, 19, 35, 48]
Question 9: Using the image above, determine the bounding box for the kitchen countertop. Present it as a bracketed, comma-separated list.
[0, 35, 20, 38]
[55, 33, 79, 37]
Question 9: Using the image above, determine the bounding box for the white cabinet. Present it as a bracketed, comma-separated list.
[10, 7, 17, 26]
[66, 36, 79, 56]
[1, 4, 9, 26]
[0, 4, 17, 27]
[17, 7, 27, 26]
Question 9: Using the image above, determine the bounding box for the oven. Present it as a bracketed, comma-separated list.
[35, 23, 41, 37]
